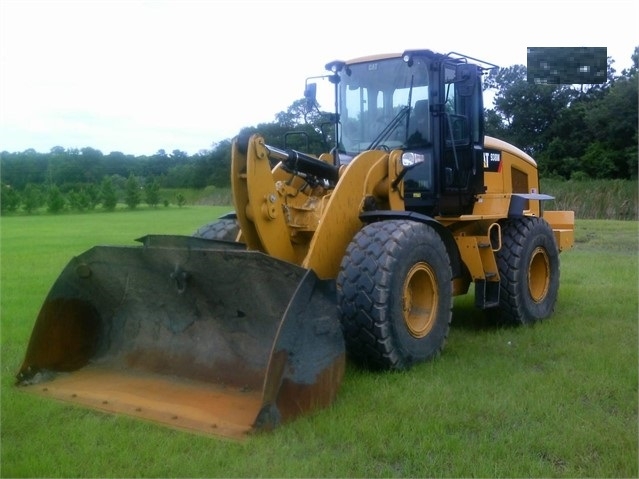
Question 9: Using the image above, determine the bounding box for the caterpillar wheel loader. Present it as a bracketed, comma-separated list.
[16, 49, 574, 440]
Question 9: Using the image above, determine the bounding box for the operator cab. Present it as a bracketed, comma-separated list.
[322, 50, 496, 217]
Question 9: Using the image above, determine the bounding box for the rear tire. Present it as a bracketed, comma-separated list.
[192, 218, 240, 242]
[490, 217, 560, 325]
[337, 220, 452, 370]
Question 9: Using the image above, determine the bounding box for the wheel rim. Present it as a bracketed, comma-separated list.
[528, 246, 551, 302]
[402, 262, 438, 338]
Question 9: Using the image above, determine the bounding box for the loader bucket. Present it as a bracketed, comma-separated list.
[16, 235, 345, 440]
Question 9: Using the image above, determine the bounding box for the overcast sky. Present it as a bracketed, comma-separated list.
[0, 0, 637, 156]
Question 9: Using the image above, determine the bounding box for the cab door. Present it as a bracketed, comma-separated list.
[438, 63, 485, 216]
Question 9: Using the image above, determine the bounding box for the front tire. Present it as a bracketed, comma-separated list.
[337, 220, 452, 370]
[491, 217, 560, 325]
[192, 218, 240, 242]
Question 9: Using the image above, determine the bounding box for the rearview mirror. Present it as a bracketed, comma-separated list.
[455, 64, 478, 97]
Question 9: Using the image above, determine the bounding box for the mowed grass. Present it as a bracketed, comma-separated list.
[1, 210, 637, 478]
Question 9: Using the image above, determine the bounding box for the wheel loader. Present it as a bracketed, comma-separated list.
[16, 49, 574, 440]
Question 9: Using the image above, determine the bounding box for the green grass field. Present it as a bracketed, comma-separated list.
[1, 208, 637, 478]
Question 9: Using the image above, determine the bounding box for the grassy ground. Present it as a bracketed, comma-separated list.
[1, 210, 637, 478]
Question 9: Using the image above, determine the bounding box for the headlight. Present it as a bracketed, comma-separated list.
[401, 152, 425, 167]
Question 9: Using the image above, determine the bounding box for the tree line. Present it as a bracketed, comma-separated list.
[484, 47, 638, 181]
[1, 47, 637, 214]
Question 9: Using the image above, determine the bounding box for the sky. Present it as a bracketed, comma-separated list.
[0, 0, 637, 156]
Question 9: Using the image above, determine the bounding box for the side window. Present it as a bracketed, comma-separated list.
[443, 65, 473, 146]
[445, 84, 456, 113]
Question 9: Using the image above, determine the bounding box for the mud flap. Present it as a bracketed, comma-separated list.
[16, 235, 345, 439]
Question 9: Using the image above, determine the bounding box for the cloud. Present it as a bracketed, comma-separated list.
[1, 0, 637, 155]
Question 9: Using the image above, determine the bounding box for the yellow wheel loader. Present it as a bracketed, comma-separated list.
[16, 50, 574, 439]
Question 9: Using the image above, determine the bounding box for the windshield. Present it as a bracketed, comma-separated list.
[338, 56, 430, 155]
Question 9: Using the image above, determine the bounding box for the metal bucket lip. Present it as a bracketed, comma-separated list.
[135, 234, 247, 250]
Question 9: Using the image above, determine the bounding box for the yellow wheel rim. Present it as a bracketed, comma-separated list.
[402, 262, 438, 338]
[528, 246, 551, 302]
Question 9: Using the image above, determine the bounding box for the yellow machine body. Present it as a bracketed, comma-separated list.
[230, 134, 574, 297]
[16, 49, 574, 439]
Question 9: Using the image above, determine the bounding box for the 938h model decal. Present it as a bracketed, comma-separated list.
[483, 149, 501, 172]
